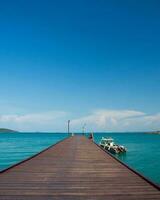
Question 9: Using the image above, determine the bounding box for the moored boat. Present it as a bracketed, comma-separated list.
[99, 137, 127, 154]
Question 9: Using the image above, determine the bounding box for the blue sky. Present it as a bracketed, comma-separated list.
[0, 0, 160, 132]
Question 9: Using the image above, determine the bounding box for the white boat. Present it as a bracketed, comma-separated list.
[99, 137, 127, 154]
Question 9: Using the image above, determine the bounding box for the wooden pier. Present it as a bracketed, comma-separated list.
[0, 135, 159, 199]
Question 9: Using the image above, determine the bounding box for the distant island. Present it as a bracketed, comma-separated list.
[0, 128, 18, 133]
[145, 131, 160, 134]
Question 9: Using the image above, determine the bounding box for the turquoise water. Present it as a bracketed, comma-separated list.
[0, 132, 160, 185]
[0, 133, 67, 170]
[93, 132, 160, 185]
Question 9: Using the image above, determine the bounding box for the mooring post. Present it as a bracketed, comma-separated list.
[82, 123, 86, 136]
[68, 120, 70, 136]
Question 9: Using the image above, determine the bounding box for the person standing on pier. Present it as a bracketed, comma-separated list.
[88, 133, 94, 141]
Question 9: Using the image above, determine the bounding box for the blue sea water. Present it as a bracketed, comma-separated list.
[0, 132, 160, 185]
[93, 132, 160, 185]
[0, 133, 67, 170]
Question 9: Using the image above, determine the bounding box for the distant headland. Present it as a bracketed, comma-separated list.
[0, 128, 18, 133]
[145, 131, 160, 135]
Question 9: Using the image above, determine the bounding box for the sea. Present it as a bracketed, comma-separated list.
[0, 132, 160, 185]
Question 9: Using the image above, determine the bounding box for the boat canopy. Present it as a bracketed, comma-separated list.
[101, 137, 114, 143]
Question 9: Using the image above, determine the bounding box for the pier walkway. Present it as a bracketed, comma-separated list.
[0, 136, 160, 199]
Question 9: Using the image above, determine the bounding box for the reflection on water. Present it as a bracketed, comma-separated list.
[115, 152, 127, 162]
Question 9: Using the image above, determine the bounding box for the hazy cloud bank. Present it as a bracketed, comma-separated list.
[0, 109, 160, 132]
[0, 111, 68, 132]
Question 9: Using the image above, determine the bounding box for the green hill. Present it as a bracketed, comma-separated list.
[0, 128, 18, 133]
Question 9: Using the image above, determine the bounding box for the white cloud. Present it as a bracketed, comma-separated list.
[0, 111, 68, 132]
[124, 113, 160, 131]
[0, 111, 66, 123]
[0, 108, 160, 132]
[71, 109, 146, 131]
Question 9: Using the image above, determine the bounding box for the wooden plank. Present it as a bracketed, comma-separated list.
[0, 135, 159, 199]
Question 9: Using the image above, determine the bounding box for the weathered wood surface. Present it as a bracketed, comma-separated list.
[0, 136, 159, 200]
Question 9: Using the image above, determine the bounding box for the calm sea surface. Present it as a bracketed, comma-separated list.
[0, 132, 160, 184]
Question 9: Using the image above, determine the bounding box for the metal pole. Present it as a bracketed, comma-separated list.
[82, 123, 86, 135]
[68, 120, 70, 135]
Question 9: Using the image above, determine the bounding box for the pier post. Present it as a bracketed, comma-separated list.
[68, 120, 70, 135]
[82, 123, 86, 136]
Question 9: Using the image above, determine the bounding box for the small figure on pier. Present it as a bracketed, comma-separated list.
[88, 133, 94, 141]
